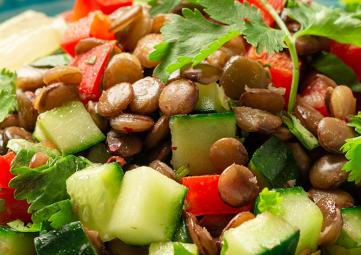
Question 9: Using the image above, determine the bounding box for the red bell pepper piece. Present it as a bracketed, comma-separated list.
[181, 175, 252, 216]
[72, 0, 133, 21]
[0, 152, 16, 189]
[0, 189, 31, 224]
[61, 11, 115, 56]
[330, 41, 361, 81]
[247, 47, 294, 104]
[239, 0, 286, 27]
[71, 43, 115, 103]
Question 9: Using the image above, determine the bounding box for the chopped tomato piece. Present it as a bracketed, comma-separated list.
[61, 11, 115, 56]
[181, 175, 252, 216]
[95, 0, 133, 14]
[0, 152, 15, 189]
[330, 41, 361, 81]
[0, 189, 31, 224]
[248, 47, 294, 104]
[239, 0, 286, 26]
[71, 43, 115, 103]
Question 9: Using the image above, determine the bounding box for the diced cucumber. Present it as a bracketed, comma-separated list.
[33, 122, 47, 142]
[263, 187, 323, 255]
[336, 207, 361, 249]
[108, 167, 187, 245]
[37, 101, 105, 155]
[173, 218, 192, 243]
[249, 136, 300, 188]
[170, 113, 236, 175]
[66, 163, 123, 241]
[195, 83, 230, 113]
[221, 212, 299, 255]
[34, 221, 97, 255]
[324, 245, 361, 255]
[149, 242, 198, 255]
[0, 227, 36, 255]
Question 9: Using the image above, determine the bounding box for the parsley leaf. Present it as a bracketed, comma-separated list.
[31, 54, 71, 68]
[7, 220, 41, 233]
[341, 136, 361, 183]
[312, 52, 361, 91]
[256, 188, 284, 215]
[10, 155, 89, 212]
[0, 69, 17, 122]
[148, 0, 182, 16]
[286, 3, 361, 47]
[349, 112, 361, 134]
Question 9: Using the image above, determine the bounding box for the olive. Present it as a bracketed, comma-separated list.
[103, 53, 143, 89]
[294, 101, 323, 136]
[218, 164, 259, 207]
[149, 160, 176, 180]
[185, 212, 219, 255]
[43, 66, 82, 86]
[329, 85, 356, 120]
[209, 138, 248, 173]
[316, 197, 343, 246]
[295, 36, 330, 56]
[220, 56, 269, 99]
[98, 83, 134, 117]
[16, 66, 47, 90]
[180, 63, 222, 84]
[16, 91, 38, 131]
[288, 143, 311, 178]
[207, 48, 233, 69]
[33, 83, 79, 113]
[273, 127, 294, 141]
[0, 114, 19, 129]
[240, 88, 285, 114]
[3, 127, 33, 145]
[86, 101, 109, 132]
[130, 77, 164, 115]
[308, 189, 354, 209]
[133, 34, 163, 68]
[221, 212, 255, 238]
[309, 155, 348, 190]
[234, 106, 282, 134]
[145, 115, 170, 149]
[75, 38, 106, 55]
[110, 114, 154, 133]
[159, 79, 199, 115]
[106, 130, 142, 158]
[116, 7, 153, 51]
[109, 5, 143, 33]
[29, 152, 49, 168]
[317, 117, 355, 153]
[151, 14, 170, 33]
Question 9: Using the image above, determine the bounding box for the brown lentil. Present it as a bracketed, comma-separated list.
[110, 114, 154, 133]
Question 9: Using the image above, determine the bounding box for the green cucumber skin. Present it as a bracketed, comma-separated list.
[324, 245, 361, 255]
[0, 227, 36, 255]
[336, 207, 361, 249]
[34, 221, 97, 255]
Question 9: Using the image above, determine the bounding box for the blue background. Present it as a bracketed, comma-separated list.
[0, 0, 341, 22]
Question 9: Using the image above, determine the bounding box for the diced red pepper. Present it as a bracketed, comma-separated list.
[181, 175, 252, 216]
[0, 189, 31, 224]
[247, 47, 294, 105]
[71, 43, 115, 103]
[0, 152, 16, 189]
[61, 11, 115, 56]
[239, 0, 286, 26]
[330, 41, 361, 81]
[72, 0, 133, 21]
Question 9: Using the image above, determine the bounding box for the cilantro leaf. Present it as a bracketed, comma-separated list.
[0, 69, 17, 122]
[341, 136, 361, 183]
[10, 155, 89, 212]
[286, 3, 361, 47]
[32, 199, 78, 229]
[148, 0, 182, 16]
[312, 52, 361, 91]
[256, 188, 284, 215]
[282, 112, 319, 150]
[31, 54, 71, 68]
[349, 112, 361, 134]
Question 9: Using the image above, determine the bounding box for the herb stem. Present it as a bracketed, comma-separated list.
[258, 0, 300, 112]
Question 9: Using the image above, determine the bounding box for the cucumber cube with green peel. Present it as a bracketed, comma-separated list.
[170, 113, 236, 175]
[37, 101, 105, 155]
[336, 207, 361, 249]
[108, 166, 187, 245]
[0, 227, 36, 255]
[149, 242, 199, 255]
[222, 212, 300, 255]
[66, 163, 124, 241]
